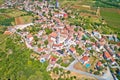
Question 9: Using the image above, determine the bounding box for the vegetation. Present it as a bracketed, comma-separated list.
[100, 8, 120, 37]
[0, 9, 34, 26]
[45, 28, 53, 35]
[94, 0, 120, 8]
[0, 29, 51, 80]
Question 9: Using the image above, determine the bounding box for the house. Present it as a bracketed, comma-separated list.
[92, 30, 101, 39]
[4, 31, 12, 35]
[103, 51, 111, 60]
[69, 47, 76, 54]
[64, 13, 68, 18]
[81, 56, 89, 65]
[110, 58, 116, 65]
[37, 48, 44, 52]
[27, 34, 33, 42]
[53, 43, 63, 50]
[50, 32, 58, 38]
[96, 61, 103, 69]
[116, 53, 120, 58]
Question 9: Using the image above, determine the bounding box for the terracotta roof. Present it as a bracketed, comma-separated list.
[37, 48, 44, 52]
[97, 61, 102, 67]
[50, 56, 57, 61]
[117, 42, 120, 46]
[27, 34, 33, 38]
[111, 58, 115, 62]
[104, 51, 111, 58]
[64, 13, 68, 18]
[70, 47, 76, 52]
[50, 32, 58, 38]
[4, 31, 12, 35]
[81, 56, 89, 61]
[53, 43, 63, 47]
[117, 53, 120, 57]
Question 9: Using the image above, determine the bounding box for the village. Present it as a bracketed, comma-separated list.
[2, 0, 120, 80]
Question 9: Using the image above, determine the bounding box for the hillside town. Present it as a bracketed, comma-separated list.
[2, 0, 120, 80]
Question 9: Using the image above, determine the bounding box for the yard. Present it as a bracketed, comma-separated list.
[74, 56, 99, 73]
[57, 55, 74, 67]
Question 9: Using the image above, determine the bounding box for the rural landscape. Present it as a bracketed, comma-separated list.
[0, 0, 120, 80]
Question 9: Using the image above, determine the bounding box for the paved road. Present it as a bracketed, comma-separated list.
[56, 62, 106, 80]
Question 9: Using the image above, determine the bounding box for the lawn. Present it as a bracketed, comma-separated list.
[100, 8, 120, 31]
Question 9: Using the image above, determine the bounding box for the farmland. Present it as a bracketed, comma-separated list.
[100, 8, 120, 36]
[0, 9, 34, 26]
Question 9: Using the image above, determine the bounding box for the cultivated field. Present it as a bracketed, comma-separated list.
[100, 8, 120, 30]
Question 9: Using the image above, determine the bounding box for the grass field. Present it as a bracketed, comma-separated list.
[100, 8, 120, 31]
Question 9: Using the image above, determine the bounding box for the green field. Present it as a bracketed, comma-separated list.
[100, 8, 120, 32]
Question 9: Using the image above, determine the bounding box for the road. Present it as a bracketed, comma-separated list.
[56, 61, 106, 80]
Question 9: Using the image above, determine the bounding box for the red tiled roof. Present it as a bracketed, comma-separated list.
[27, 34, 33, 38]
[50, 32, 58, 38]
[53, 43, 63, 47]
[70, 47, 76, 52]
[50, 56, 57, 61]
[111, 58, 115, 62]
[104, 51, 111, 58]
[117, 53, 120, 57]
[4, 31, 12, 35]
[117, 42, 120, 46]
[64, 13, 68, 18]
[37, 48, 44, 52]
[97, 61, 102, 67]
[81, 56, 89, 61]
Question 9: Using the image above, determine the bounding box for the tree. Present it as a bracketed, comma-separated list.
[44, 40, 48, 46]
[45, 28, 52, 35]
[34, 36, 39, 42]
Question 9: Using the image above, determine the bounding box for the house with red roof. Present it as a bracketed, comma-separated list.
[37, 48, 44, 52]
[53, 43, 63, 50]
[50, 32, 58, 40]
[69, 47, 76, 54]
[116, 53, 120, 58]
[4, 31, 13, 35]
[80, 56, 89, 65]
[110, 58, 116, 65]
[103, 51, 111, 60]
[96, 61, 103, 69]
[27, 34, 33, 42]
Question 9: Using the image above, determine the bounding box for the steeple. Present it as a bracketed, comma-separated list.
[56, 0, 59, 8]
